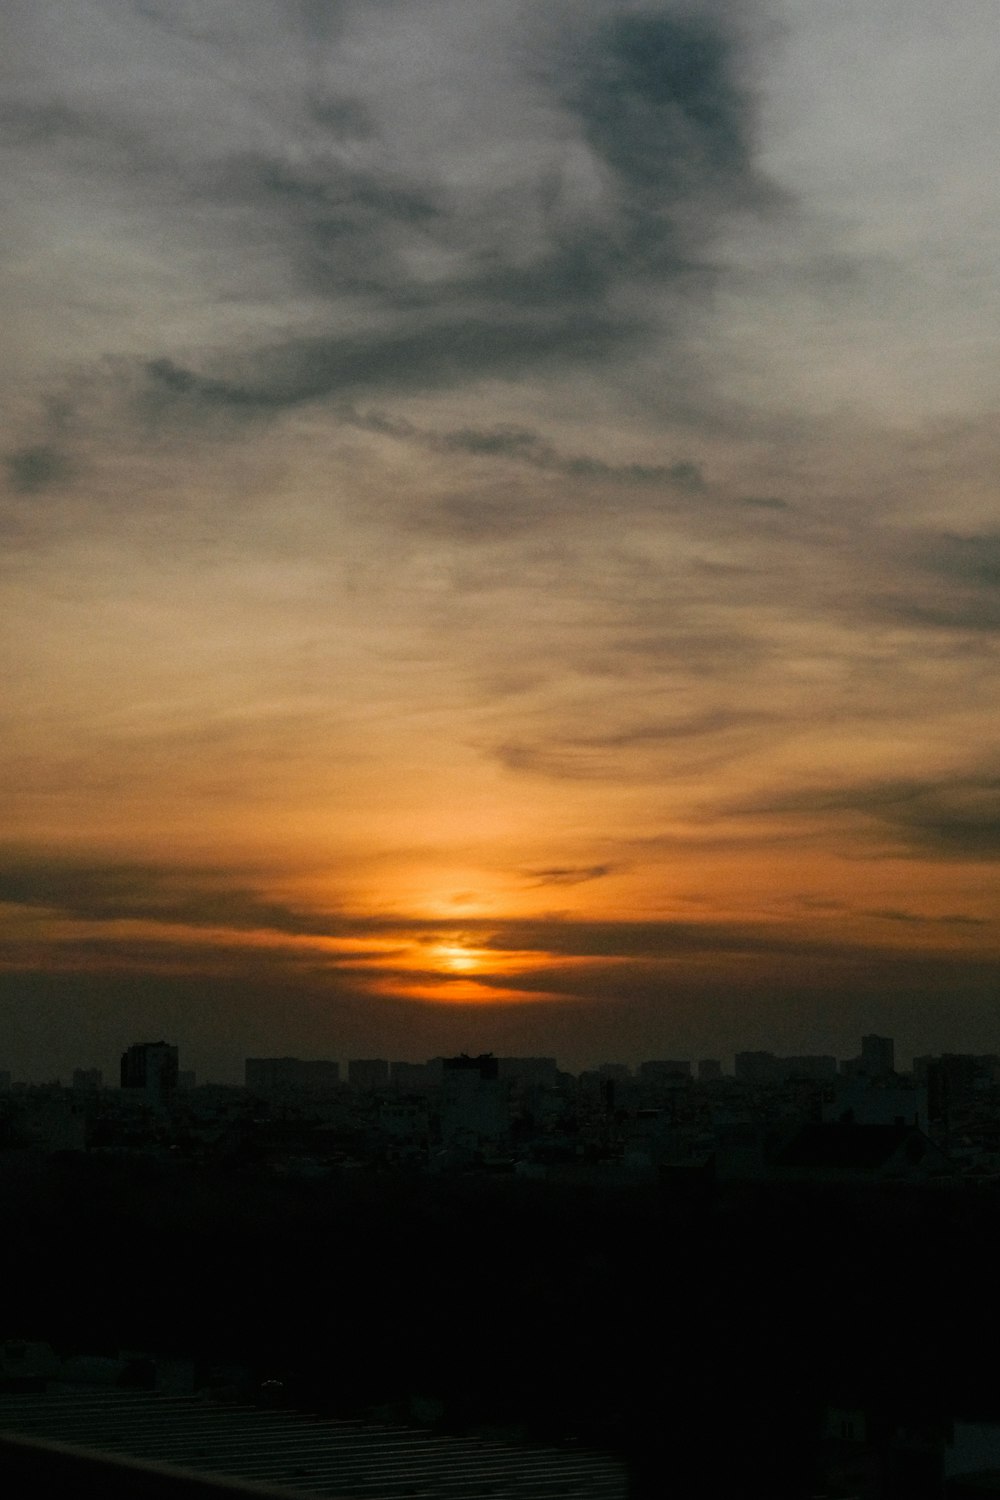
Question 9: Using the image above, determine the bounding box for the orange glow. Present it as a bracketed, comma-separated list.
[430, 943, 485, 973]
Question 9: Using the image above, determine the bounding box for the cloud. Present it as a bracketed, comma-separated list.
[491, 709, 778, 782]
[0, 855, 345, 938]
[737, 771, 1000, 860]
[868, 908, 989, 928]
[572, 8, 776, 215]
[345, 407, 704, 488]
[60, 2, 778, 427]
[523, 864, 615, 887]
[5, 445, 73, 494]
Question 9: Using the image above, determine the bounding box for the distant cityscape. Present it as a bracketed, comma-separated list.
[3, 1033, 998, 1183]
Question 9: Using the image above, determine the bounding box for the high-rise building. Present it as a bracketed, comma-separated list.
[860, 1035, 895, 1077]
[120, 1042, 179, 1107]
[639, 1060, 691, 1083]
[497, 1057, 559, 1086]
[698, 1059, 723, 1081]
[348, 1059, 390, 1091]
[440, 1054, 508, 1146]
[390, 1060, 440, 1092]
[245, 1058, 340, 1094]
[735, 1051, 780, 1084]
[72, 1068, 103, 1091]
[783, 1056, 838, 1081]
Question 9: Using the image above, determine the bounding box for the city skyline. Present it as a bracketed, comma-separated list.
[0, 1030, 972, 1091]
[3, 1, 999, 1078]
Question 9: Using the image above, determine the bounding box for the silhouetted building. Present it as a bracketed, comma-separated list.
[639, 1060, 691, 1082]
[120, 1042, 178, 1107]
[497, 1057, 559, 1086]
[926, 1054, 981, 1123]
[245, 1058, 340, 1094]
[72, 1069, 102, 1091]
[348, 1059, 390, 1091]
[440, 1054, 507, 1147]
[861, 1034, 895, 1077]
[783, 1055, 838, 1081]
[390, 1060, 441, 1092]
[735, 1051, 779, 1083]
[697, 1059, 723, 1080]
[0, 1071, 12, 1092]
[824, 1078, 928, 1131]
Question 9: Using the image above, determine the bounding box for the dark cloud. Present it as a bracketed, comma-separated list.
[479, 917, 860, 962]
[105, 5, 778, 422]
[876, 531, 1000, 633]
[869, 908, 989, 927]
[138, 304, 630, 417]
[929, 532, 1000, 589]
[571, 8, 779, 266]
[346, 408, 704, 488]
[0, 856, 346, 938]
[739, 772, 1000, 860]
[523, 864, 615, 887]
[492, 710, 776, 781]
[5, 444, 73, 494]
[0, 100, 82, 146]
[739, 495, 789, 510]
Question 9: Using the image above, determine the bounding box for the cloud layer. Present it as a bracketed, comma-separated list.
[2, 1, 999, 1075]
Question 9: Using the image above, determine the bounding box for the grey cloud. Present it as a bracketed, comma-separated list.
[877, 531, 1000, 633]
[0, 100, 82, 146]
[0, 856, 344, 938]
[5, 445, 73, 494]
[492, 709, 776, 781]
[480, 917, 889, 963]
[347, 408, 704, 488]
[740, 772, 1000, 860]
[139, 304, 629, 416]
[928, 533, 1000, 589]
[571, 8, 780, 267]
[211, 150, 441, 299]
[109, 4, 778, 419]
[869, 908, 989, 927]
[308, 95, 378, 140]
[523, 865, 615, 887]
[739, 495, 789, 510]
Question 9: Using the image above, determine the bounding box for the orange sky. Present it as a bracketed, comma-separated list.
[2, 1, 998, 1078]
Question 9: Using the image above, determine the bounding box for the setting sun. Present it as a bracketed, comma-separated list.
[431, 944, 484, 974]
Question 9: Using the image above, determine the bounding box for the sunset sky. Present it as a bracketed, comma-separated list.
[3, 0, 998, 1080]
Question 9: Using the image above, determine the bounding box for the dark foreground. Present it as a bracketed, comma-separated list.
[3, 1154, 1000, 1497]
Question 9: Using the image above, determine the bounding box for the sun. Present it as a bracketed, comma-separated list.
[432, 943, 482, 973]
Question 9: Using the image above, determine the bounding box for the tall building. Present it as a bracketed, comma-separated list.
[390, 1060, 440, 1092]
[783, 1056, 838, 1081]
[639, 1060, 691, 1082]
[72, 1069, 103, 1091]
[440, 1054, 508, 1147]
[348, 1059, 390, 1091]
[497, 1057, 559, 1086]
[120, 1042, 179, 1107]
[245, 1058, 340, 1094]
[860, 1035, 895, 1077]
[735, 1051, 780, 1084]
[698, 1059, 723, 1081]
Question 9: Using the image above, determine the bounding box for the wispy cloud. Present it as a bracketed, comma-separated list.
[735, 771, 1000, 860]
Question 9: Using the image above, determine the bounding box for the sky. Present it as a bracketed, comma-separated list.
[2, 0, 998, 1081]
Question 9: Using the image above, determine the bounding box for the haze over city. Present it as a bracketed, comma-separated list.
[3, 0, 998, 1082]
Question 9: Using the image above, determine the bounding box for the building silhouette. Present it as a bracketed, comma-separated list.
[120, 1042, 178, 1108]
